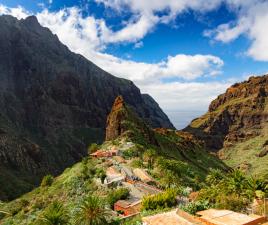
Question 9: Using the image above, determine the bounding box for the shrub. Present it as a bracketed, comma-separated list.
[107, 188, 130, 208]
[88, 143, 99, 154]
[197, 169, 267, 212]
[39, 201, 69, 225]
[180, 200, 210, 215]
[81, 159, 96, 179]
[143, 149, 157, 169]
[122, 147, 139, 159]
[130, 159, 144, 168]
[32, 198, 46, 210]
[95, 168, 106, 184]
[215, 193, 249, 211]
[141, 189, 177, 211]
[256, 190, 265, 199]
[19, 199, 29, 207]
[41, 175, 54, 187]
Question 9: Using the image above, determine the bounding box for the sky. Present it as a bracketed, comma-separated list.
[1, 0, 268, 129]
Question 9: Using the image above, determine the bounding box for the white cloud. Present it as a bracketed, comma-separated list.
[205, 1, 268, 61]
[203, 17, 249, 43]
[139, 81, 231, 111]
[34, 7, 224, 83]
[134, 41, 143, 48]
[0, 4, 29, 19]
[100, 13, 158, 43]
[88, 52, 223, 83]
[0, 5, 223, 84]
[95, 0, 223, 42]
[96, 0, 222, 16]
[0, 4, 227, 128]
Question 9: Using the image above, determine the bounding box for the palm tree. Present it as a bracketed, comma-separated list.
[74, 195, 110, 225]
[246, 176, 268, 198]
[226, 170, 247, 194]
[143, 149, 156, 169]
[39, 202, 69, 225]
[206, 169, 225, 185]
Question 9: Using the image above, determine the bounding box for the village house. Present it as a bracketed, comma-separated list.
[104, 166, 125, 187]
[114, 198, 141, 217]
[196, 209, 267, 225]
[133, 168, 153, 183]
[134, 181, 162, 196]
[142, 209, 201, 225]
[90, 148, 119, 158]
[121, 165, 139, 183]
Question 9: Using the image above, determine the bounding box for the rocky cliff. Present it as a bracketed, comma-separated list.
[0, 15, 174, 200]
[185, 75, 268, 151]
[105, 96, 226, 175]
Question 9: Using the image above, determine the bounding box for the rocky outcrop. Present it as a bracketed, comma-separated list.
[105, 96, 159, 146]
[185, 75, 268, 151]
[106, 96, 127, 141]
[0, 15, 174, 200]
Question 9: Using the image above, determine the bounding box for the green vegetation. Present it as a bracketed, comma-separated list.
[220, 135, 268, 178]
[41, 175, 54, 187]
[143, 149, 157, 169]
[141, 189, 177, 211]
[39, 202, 69, 225]
[122, 147, 139, 159]
[73, 195, 110, 225]
[180, 200, 209, 215]
[95, 168, 106, 184]
[88, 143, 100, 154]
[190, 96, 252, 128]
[0, 159, 105, 224]
[0, 98, 230, 224]
[197, 169, 268, 212]
[107, 188, 130, 208]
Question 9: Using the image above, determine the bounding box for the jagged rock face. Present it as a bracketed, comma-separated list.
[105, 96, 159, 146]
[0, 15, 174, 200]
[106, 96, 127, 141]
[185, 75, 268, 151]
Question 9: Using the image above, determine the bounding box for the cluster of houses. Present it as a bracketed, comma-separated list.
[90, 143, 268, 225]
[90, 143, 163, 217]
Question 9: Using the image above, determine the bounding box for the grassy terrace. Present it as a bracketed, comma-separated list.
[220, 135, 268, 178]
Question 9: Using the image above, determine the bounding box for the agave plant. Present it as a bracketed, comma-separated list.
[74, 195, 110, 225]
[39, 201, 69, 225]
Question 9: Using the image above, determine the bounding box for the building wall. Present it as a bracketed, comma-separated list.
[114, 202, 141, 216]
[198, 216, 267, 225]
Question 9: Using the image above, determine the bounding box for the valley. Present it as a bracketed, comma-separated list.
[0, 13, 268, 225]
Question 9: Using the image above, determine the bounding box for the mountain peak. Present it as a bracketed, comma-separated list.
[112, 95, 125, 111]
[105, 96, 128, 141]
[23, 15, 39, 25]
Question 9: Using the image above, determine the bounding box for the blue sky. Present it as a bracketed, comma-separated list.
[1, 0, 268, 128]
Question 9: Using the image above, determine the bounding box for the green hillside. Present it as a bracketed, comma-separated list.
[0, 97, 226, 225]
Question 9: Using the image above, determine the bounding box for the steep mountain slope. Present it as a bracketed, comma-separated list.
[0, 15, 174, 200]
[0, 96, 225, 225]
[105, 96, 226, 178]
[185, 75, 268, 177]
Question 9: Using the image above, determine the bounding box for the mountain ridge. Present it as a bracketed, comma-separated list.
[185, 74, 268, 177]
[0, 14, 173, 200]
[185, 74, 268, 150]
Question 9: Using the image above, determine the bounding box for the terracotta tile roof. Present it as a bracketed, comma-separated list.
[115, 199, 141, 209]
[142, 209, 198, 225]
[197, 209, 266, 225]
